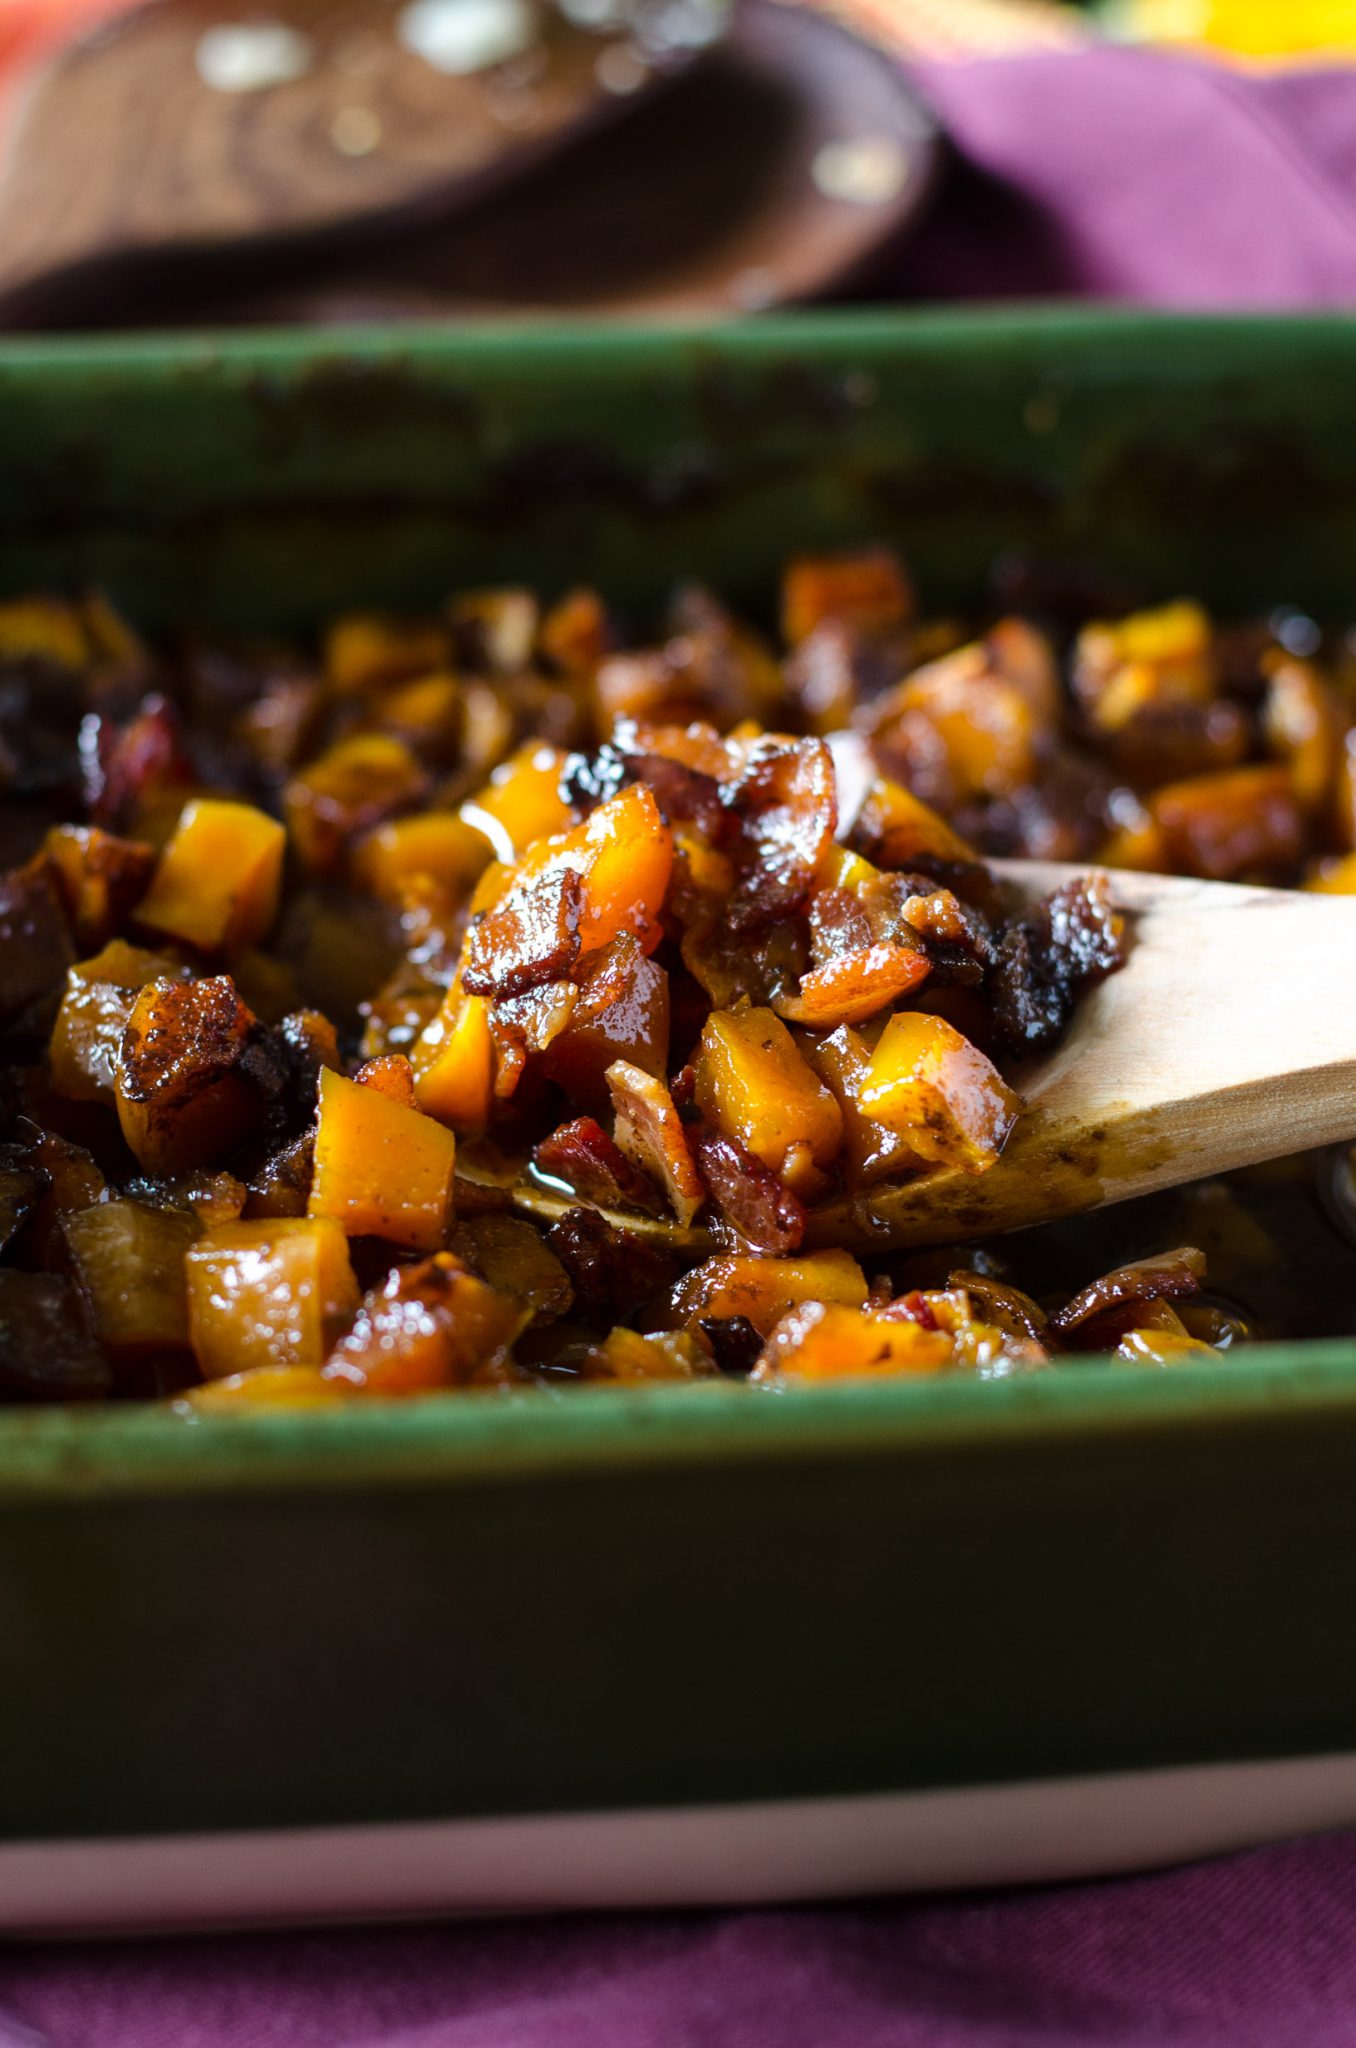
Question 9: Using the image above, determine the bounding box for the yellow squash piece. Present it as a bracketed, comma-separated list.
[862, 1012, 1018, 1170]
[753, 1301, 953, 1381]
[459, 743, 574, 864]
[309, 1067, 457, 1251]
[137, 798, 285, 951]
[63, 1200, 197, 1358]
[666, 1249, 868, 1338]
[186, 1217, 360, 1379]
[414, 979, 495, 1128]
[353, 812, 490, 905]
[693, 1006, 842, 1180]
[48, 939, 186, 1103]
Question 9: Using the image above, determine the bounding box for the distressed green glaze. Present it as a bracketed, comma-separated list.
[1, 310, 1355, 1843]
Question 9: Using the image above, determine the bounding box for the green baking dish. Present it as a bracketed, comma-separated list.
[2, 308, 1356, 1931]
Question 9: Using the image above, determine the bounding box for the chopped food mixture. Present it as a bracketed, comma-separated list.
[1, 555, 1353, 1405]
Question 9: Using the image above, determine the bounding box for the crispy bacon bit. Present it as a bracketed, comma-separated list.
[79, 695, 191, 832]
[534, 1117, 664, 1216]
[545, 1207, 678, 1323]
[1051, 1246, 1206, 1338]
[462, 865, 583, 1000]
[605, 1059, 705, 1226]
[879, 1289, 940, 1329]
[990, 874, 1124, 1058]
[325, 1252, 524, 1393]
[725, 733, 837, 933]
[688, 1122, 806, 1254]
[489, 980, 579, 1099]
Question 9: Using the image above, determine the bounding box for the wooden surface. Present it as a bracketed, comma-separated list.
[509, 863, 1356, 1251]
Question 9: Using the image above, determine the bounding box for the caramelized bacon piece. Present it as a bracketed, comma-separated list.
[605, 1060, 704, 1226]
[79, 694, 191, 835]
[545, 1208, 678, 1323]
[989, 874, 1124, 1058]
[463, 866, 583, 1001]
[688, 1123, 804, 1253]
[42, 826, 154, 951]
[533, 1116, 663, 1216]
[724, 733, 837, 934]
[0, 1271, 111, 1402]
[775, 942, 930, 1030]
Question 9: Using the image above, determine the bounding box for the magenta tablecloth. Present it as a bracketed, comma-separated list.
[4, 1828, 1356, 2045]
[6, 40, 1356, 2048]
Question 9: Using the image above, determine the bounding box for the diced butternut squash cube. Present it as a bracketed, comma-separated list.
[1147, 764, 1303, 880]
[781, 548, 913, 645]
[324, 614, 449, 694]
[1306, 852, 1356, 894]
[862, 1012, 1018, 1170]
[512, 785, 673, 958]
[850, 778, 977, 868]
[137, 798, 285, 951]
[0, 596, 89, 670]
[325, 1253, 524, 1393]
[43, 825, 155, 951]
[540, 587, 609, 676]
[285, 733, 426, 876]
[583, 1327, 708, 1381]
[186, 1217, 360, 1379]
[775, 942, 930, 1030]
[115, 974, 265, 1175]
[63, 1199, 196, 1357]
[753, 1301, 953, 1381]
[309, 1067, 456, 1250]
[459, 744, 573, 863]
[801, 1024, 921, 1186]
[693, 1006, 842, 1178]
[1073, 601, 1214, 733]
[352, 811, 490, 904]
[176, 1365, 351, 1411]
[374, 673, 461, 742]
[49, 939, 187, 1103]
[414, 981, 495, 1128]
[1263, 656, 1346, 813]
[666, 1249, 867, 1338]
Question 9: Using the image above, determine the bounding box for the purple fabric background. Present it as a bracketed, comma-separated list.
[8, 41, 1356, 2046]
[904, 46, 1356, 305]
[4, 1828, 1356, 2046]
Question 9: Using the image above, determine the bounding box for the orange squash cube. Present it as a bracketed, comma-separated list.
[1306, 852, 1356, 894]
[850, 778, 977, 868]
[459, 744, 573, 863]
[781, 548, 913, 645]
[0, 597, 89, 670]
[309, 1067, 456, 1250]
[666, 1249, 868, 1338]
[414, 981, 495, 1128]
[325, 1252, 524, 1393]
[177, 1365, 351, 1411]
[285, 733, 426, 876]
[63, 1199, 196, 1358]
[801, 1024, 921, 1185]
[137, 797, 285, 952]
[775, 942, 930, 1030]
[753, 1301, 953, 1381]
[49, 939, 186, 1103]
[353, 1053, 420, 1109]
[353, 811, 491, 905]
[693, 1006, 842, 1178]
[862, 1012, 1018, 1170]
[43, 825, 155, 951]
[512, 785, 673, 958]
[324, 613, 449, 694]
[115, 974, 264, 1175]
[186, 1217, 360, 1379]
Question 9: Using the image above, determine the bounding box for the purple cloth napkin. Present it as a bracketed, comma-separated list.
[903, 46, 1356, 305]
[4, 41, 1356, 2048]
[4, 1827, 1356, 2046]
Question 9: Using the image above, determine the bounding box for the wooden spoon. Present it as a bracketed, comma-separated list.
[502, 862, 1356, 1253]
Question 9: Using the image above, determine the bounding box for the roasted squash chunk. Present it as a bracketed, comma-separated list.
[186, 1217, 360, 1379]
[115, 974, 264, 1175]
[666, 1250, 868, 1338]
[862, 1012, 1019, 1170]
[43, 825, 155, 951]
[460, 743, 574, 863]
[413, 980, 495, 1129]
[137, 798, 285, 952]
[63, 1199, 196, 1358]
[324, 1253, 524, 1393]
[49, 938, 187, 1104]
[309, 1066, 457, 1251]
[352, 811, 490, 906]
[693, 1007, 842, 1183]
[753, 1301, 953, 1381]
